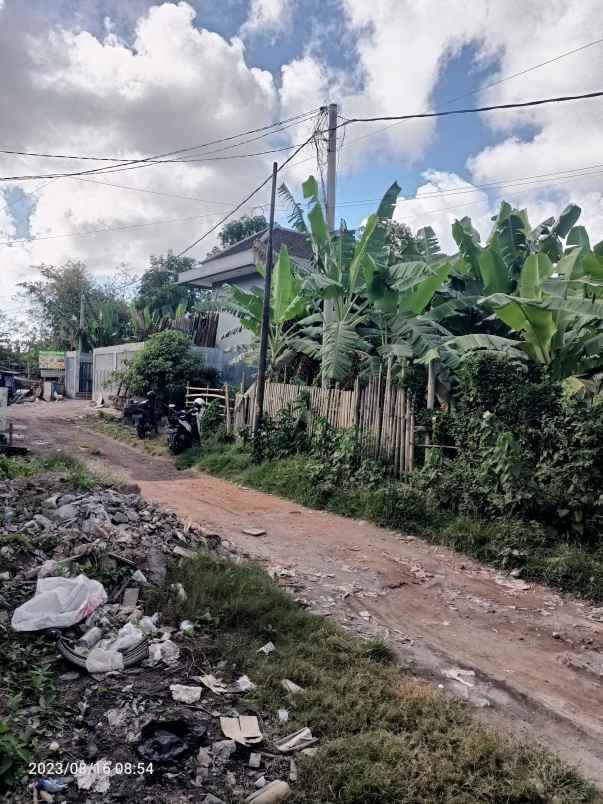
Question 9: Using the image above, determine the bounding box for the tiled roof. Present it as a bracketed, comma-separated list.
[202, 225, 312, 265]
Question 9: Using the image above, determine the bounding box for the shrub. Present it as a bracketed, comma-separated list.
[115, 330, 219, 404]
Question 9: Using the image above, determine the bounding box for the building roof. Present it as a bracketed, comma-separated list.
[203, 225, 313, 265]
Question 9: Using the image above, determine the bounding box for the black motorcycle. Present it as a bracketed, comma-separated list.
[166, 404, 199, 454]
[123, 392, 160, 440]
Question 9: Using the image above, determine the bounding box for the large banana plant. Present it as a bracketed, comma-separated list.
[294, 176, 403, 383]
[480, 246, 603, 379]
[224, 245, 308, 372]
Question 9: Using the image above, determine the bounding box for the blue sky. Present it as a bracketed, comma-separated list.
[1, 0, 603, 315]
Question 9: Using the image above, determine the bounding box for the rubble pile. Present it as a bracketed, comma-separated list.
[0, 474, 303, 803]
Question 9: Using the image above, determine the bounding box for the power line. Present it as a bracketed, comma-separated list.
[0, 211, 230, 247]
[0, 109, 319, 164]
[445, 36, 603, 106]
[176, 115, 325, 257]
[340, 90, 603, 126]
[0, 109, 321, 182]
[338, 37, 603, 150]
[332, 162, 603, 208]
[70, 176, 237, 206]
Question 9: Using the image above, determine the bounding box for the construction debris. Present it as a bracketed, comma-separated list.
[3, 472, 304, 802]
[242, 527, 267, 537]
[281, 679, 305, 695]
[220, 715, 263, 746]
[274, 727, 317, 753]
[170, 684, 203, 703]
[246, 780, 291, 802]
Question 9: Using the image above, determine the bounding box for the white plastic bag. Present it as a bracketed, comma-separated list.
[110, 622, 144, 652]
[86, 647, 124, 674]
[11, 574, 107, 631]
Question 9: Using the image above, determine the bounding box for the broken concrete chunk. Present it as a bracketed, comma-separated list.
[242, 528, 267, 537]
[197, 747, 211, 768]
[75, 758, 112, 793]
[258, 641, 276, 655]
[443, 667, 476, 687]
[248, 752, 262, 769]
[220, 715, 262, 746]
[289, 758, 298, 782]
[170, 684, 202, 704]
[274, 727, 317, 753]
[121, 587, 139, 610]
[234, 674, 256, 693]
[246, 780, 291, 803]
[147, 639, 180, 666]
[281, 679, 304, 695]
[494, 575, 531, 592]
[173, 545, 196, 559]
[198, 674, 229, 695]
[211, 739, 236, 763]
[131, 569, 148, 585]
[55, 503, 78, 521]
[77, 627, 103, 650]
[278, 709, 289, 723]
[203, 795, 226, 804]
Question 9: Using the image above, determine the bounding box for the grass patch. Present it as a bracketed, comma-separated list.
[189, 444, 603, 602]
[155, 551, 597, 803]
[0, 452, 95, 489]
[0, 634, 63, 791]
[91, 412, 168, 456]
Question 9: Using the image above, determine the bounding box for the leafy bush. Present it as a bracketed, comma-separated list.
[114, 329, 219, 404]
[420, 352, 603, 541]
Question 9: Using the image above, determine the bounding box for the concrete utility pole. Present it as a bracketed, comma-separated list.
[254, 161, 278, 431]
[322, 103, 338, 388]
[78, 287, 85, 353]
[325, 102, 338, 231]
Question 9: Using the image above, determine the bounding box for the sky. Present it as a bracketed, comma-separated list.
[1, 0, 603, 319]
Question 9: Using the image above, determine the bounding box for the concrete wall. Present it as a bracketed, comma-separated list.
[92, 342, 145, 399]
[92, 341, 228, 399]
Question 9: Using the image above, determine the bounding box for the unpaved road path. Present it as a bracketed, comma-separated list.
[10, 402, 603, 785]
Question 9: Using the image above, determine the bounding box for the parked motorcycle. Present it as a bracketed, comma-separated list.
[166, 398, 208, 454]
[123, 391, 160, 439]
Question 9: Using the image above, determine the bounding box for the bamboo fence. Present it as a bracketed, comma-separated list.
[233, 368, 416, 475]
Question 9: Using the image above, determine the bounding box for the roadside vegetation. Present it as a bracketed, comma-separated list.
[155, 550, 597, 803]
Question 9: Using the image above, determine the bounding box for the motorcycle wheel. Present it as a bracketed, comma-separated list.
[136, 420, 147, 439]
[168, 432, 190, 455]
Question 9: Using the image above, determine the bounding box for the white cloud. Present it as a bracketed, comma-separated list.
[0, 2, 282, 314]
[240, 0, 293, 39]
[394, 170, 493, 253]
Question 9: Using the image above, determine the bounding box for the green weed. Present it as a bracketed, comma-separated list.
[156, 550, 597, 804]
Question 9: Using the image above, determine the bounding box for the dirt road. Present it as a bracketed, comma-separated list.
[10, 401, 603, 785]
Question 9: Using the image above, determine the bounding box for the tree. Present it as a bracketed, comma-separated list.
[225, 245, 308, 372]
[218, 214, 267, 248]
[135, 253, 198, 319]
[18, 261, 130, 351]
[115, 330, 219, 404]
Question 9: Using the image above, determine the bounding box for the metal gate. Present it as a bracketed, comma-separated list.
[78, 359, 92, 398]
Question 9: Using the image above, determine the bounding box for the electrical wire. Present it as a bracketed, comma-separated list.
[332, 161, 603, 208]
[339, 90, 603, 126]
[337, 37, 603, 150]
[444, 35, 603, 106]
[176, 116, 324, 257]
[0, 109, 320, 165]
[0, 110, 321, 182]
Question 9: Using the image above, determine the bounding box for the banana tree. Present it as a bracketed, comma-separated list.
[224, 245, 308, 372]
[480, 249, 603, 379]
[293, 176, 405, 383]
